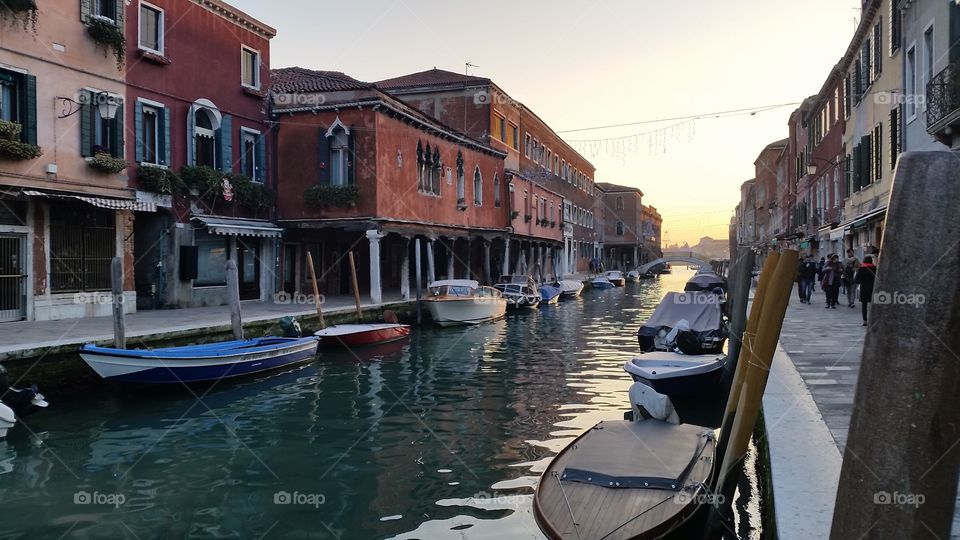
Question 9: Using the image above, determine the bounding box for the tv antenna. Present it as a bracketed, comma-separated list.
[465, 62, 480, 75]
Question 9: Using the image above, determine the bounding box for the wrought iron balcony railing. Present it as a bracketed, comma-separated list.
[927, 60, 960, 143]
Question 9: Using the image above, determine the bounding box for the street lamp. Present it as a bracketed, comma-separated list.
[56, 91, 119, 120]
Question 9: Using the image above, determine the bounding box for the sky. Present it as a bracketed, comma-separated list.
[231, 0, 863, 246]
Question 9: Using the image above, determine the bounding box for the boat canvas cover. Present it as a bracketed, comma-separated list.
[561, 421, 712, 491]
[643, 292, 721, 332]
[685, 273, 725, 291]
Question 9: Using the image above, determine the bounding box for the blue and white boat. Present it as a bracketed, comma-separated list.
[79, 336, 320, 384]
[591, 276, 616, 289]
[538, 285, 562, 305]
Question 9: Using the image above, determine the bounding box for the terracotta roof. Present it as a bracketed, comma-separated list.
[376, 68, 491, 90]
[270, 67, 374, 94]
[596, 182, 643, 196]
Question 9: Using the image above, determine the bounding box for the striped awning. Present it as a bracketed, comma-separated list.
[22, 190, 157, 212]
[193, 215, 283, 238]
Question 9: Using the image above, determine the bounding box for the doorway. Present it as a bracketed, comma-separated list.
[237, 238, 261, 301]
[0, 234, 26, 322]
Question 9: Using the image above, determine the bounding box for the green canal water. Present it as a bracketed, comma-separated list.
[0, 269, 765, 539]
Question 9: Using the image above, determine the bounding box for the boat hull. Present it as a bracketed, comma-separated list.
[425, 298, 507, 326]
[316, 324, 410, 347]
[625, 363, 724, 398]
[79, 338, 320, 384]
[591, 280, 615, 289]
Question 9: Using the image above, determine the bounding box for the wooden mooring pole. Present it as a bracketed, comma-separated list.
[306, 251, 325, 329]
[225, 259, 243, 340]
[347, 251, 363, 322]
[111, 257, 126, 349]
[830, 152, 960, 539]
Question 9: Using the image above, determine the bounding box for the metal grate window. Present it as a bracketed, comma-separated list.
[49, 205, 115, 293]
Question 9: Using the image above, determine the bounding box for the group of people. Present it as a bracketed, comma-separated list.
[795, 249, 877, 326]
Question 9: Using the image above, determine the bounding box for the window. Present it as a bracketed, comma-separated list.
[81, 90, 124, 158]
[508, 123, 518, 150]
[95, 0, 117, 20]
[473, 166, 482, 206]
[241, 129, 258, 181]
[49, 205, 115, 293]
[890, 0, 901, 56]
[329, 126, 349, 186]
[906, 45, 917, 119]
[141, 104, 159, 164]
[843, 74, 851, 118]
[873, 22, 882, 79]
[0, 69, 36, 146]
[890, 106, 901, 168]
[493, 174, 500, 207]
[615, 222, 623, 236]
[493, 114, 505, 142]
[615, 196, 624, 210]
[416, 141, 440, 196]
[194, 108, 217, 167]
[456, 150, 465, 202]
[135, 99, 170, 166]
[139, 3, 163, 54]
[242, 47, 260, 89]
[923, 24, 934, 110]
[524, 134, 531, 157]
[873, 123, 882, 182]
[195, 230, 229, 287]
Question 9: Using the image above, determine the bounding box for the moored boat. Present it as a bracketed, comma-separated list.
[553, 279, 584, 299]
[315, 323, 410, 347]
[591, 276, 615, 289]
[625, 270, 640, 282]
[79, 336, 320, 384]
[604, 270, 626, 286]
[623, 351, 726, 399]
[0, 365, 48, 418]
[494, 275, 542, 309]
[0, 402, 13, 439]
[424, 279, 507, 326]
[539, 285, 562, 305]
[637, 292, 727, 354]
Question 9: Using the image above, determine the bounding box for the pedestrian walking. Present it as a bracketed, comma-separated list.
[795, 256, 817, 303]
[854, 255, 877, 326]
[842, 248, 860, 308]
[820, 254, 842, 308]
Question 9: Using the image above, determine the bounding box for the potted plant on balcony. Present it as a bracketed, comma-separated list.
[86, 15, 125, 70]
[304, 184, 360, 208]
[456, 198, 468, 211]
[510, 211, 519, 220]
[0, 120, 41, 161]
[88, 145, 127, 173]
[0, 0, 38, 33]
[524, 214, 532, 223]
[138, 165, 183, 195]
[550, 220, 556, 228]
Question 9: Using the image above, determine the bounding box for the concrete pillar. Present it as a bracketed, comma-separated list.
[633, 246, 639, 269]
[502, 237, 511, 277]
[400, 237, 410, 300]
[446, 240, 455, 279]
[562, 238, 569, 278]
[466, 238, 473, 280]
[366, 229, 383, 304]
[426, 240, 436, 284]
[483, 240, 492, 285]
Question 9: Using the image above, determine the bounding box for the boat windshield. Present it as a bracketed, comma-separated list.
[477, 286, 502, 298]
[429, 285, 475, 297]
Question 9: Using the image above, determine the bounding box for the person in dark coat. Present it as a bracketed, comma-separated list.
[820, 254, 842, 308]
[795, 256, 817, 304]
[853, 255, 877, 326]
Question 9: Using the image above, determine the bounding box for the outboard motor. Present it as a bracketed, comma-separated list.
[278, 316, 302, 338]
[0, 402, 14, 439]
[0, 364, 49, 418]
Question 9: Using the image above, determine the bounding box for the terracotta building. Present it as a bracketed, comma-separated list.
[376, 68, 597, 277]
[271, 68, 509, 302]
[596, 182, 644, 269]
[124, 0, 277, 310]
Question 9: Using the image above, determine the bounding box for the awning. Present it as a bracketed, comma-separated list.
[193, 215, 283, 238]
[22, 190, 157, 212]
[847, 206, 887, 231]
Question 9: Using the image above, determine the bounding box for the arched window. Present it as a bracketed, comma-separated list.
[456, 150, 465, 203]
[616, 221, 625, 236]
[493, 174, 501, 207]
[328, 124, 350, 186]
[194, 108, 218, 168]
[616, 196, 624, 210]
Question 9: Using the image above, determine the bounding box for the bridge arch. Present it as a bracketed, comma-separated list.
[637, 254, 711, 274]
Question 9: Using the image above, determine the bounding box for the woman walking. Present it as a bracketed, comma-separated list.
[820, 254, 842, 308]
[842, 249, 860, 308]
[854, 255, 877, 326]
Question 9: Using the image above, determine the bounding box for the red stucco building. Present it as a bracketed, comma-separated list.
[271, 68, 510, 302]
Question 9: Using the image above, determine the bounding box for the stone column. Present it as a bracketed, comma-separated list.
[426, 240, 436, 284]
[399, 237, 410, 300]
[483, 240, 492, 285]
[502, 237, 511, 277]
[446, 240, 455, 279]
[633, 246, 639, 269]
[366, 229, 383, 304]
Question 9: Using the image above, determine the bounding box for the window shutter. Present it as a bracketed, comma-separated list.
[218, 114, 232, 172]
[112, 97, 124, 158]
[134, 101, 144, 163]
[950, 3, 960, 64]
[318, 129, 330, 185]
[256, 133, 267, 182]
[80, 90, 93, 157]
[186, 108, 195, 166]
[114, 0, 124, 30]
[162, 106, 171, 166]
[347, 131, 355, 185]
[22, 74, 37, 146]
[80, 0, 92, 22]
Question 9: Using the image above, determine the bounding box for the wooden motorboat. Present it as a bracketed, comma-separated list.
[494, 275, 542, 309]
[623, 351, 726, 399]
[424, 279, 507, 326]
[604, 270, 626, 286]
[315, 323, 410, 347]
[79, 337, 320, 383]
[554, 279, 584, 299]
[534, 418, 716, 540]
[626, 270, 641, 282]
[591, 277, 616, 289]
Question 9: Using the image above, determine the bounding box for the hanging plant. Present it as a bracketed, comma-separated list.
[86, 16, 125, 70]
[88, 147, 127, 173]
[0, 0, 39, 34]
[180, 165, 222, 196]
[0, 120, 23, 141]
[0, 138, 42, 161]
[138, 166, 183, 195]
[510, 211, 519, 219]
[304, 184, 360, 208]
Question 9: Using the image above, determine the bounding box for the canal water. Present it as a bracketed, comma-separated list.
[0, 269, 765, 539]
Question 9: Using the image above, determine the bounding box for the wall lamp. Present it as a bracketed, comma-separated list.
[56, 91, 119, 120]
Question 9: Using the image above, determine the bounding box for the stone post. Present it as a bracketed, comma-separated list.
[483, 240, 492, 285]
[366, 229, 383, 304]
[502, 237, 511, 277]
[399, 236, 410, 300]
[426, 240, 436, 284]
[446, 240, 455, 279]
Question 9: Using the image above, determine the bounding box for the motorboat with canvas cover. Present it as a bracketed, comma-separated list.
[637, 292, 727, 354]
[623, 351, 726, 399]
[553, 279, 584, 298]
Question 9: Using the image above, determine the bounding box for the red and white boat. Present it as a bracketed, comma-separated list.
[314, 323, 410, 347]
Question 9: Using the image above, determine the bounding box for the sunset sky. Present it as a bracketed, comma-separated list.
[231, 0, 863, 245]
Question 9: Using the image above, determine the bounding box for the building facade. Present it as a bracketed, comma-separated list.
[596, 182, 645, 269]
[640, 204, 663, 263]
[271, 68, 508, 303]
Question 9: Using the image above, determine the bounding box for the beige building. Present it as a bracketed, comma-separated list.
[0, 0, 149, 321]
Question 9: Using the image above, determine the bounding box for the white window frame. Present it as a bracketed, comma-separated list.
[905, 42, 917, 123]
[93, 0, 117, 23]
[141, 103, 160, 165]
[240, 126, 261, 182]
[473, 166, 483, 206]
[138, 2, 165, 56]
[241, 45, 261, 90]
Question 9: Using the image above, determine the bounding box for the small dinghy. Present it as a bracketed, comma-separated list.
[554, 280, 584, 299]
[637, 292, 727, 354]
[315, 323, 410, 347]
[591, 277, 615, 289]
[539, 285, 562, 305]
[79, 336, 320, 383]
[623, 351, 726, 399]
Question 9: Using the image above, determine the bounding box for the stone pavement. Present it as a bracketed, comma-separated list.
[0, 293, 407, 362]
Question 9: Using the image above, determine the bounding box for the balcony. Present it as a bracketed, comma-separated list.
[926, 60, 960, 146]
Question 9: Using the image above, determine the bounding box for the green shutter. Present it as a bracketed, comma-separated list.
[80, 0, 92, 22]
[162, 106, 171, 166]
[256, 133, 267, 182]
[134, 100, 144, 163]
[186, 108, 195, 166]
[80, 90, 93, 157]
[112, 97, 123, 158]
[22, 74, 37, 146]
[347, 131, 355, 185]
[218, 114, 232, 172]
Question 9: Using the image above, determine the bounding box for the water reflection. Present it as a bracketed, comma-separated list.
[0, 270, 757, 539]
